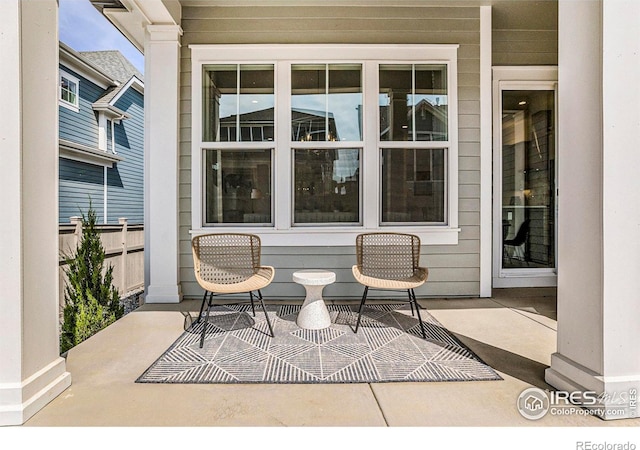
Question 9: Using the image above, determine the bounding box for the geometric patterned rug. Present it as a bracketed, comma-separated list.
[136, 304, 502, 384]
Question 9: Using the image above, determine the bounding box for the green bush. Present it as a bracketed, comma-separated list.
[60, 206, 124, 354]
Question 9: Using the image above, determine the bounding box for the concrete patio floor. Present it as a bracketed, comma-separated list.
[16, 288, 640, 446]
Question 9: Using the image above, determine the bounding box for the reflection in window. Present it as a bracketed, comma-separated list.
[204, 149, 272, 224]
[379, 64, 448, 142]
[501, 90, 555, 269]
[291, 64, 362, 142]
[203, 64, 274, 142]
[381, 148, 446, 223]
[293, 149, 360, 224]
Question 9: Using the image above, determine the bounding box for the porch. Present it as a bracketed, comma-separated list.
[22, 288, 640, 429]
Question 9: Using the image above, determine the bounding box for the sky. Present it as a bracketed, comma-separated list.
[59, 0, 144, 74]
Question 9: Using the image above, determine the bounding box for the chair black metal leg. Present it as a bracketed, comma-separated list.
[196, 290, 208, 323]
[407, 290, 415, 317]
[354, 286, 368, 333]
[257, 290, 274, 337]
[410, 289, 427, 339]
[249, 291, 257, 316]
[200, 293, 213, 348]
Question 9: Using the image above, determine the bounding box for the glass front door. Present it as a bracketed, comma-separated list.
[496, 87, 557, 285]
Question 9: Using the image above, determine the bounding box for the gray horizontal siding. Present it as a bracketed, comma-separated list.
[492, 1, 558, 65]
[179, 245, 480, 301]
[182, 5, 480, 44]
[59, 158, 104, 223]
[107, 88, 144, 224]
[178, 4, 483, 300]
[184, 6, 481, 20]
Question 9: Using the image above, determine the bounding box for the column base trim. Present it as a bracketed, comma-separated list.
[0, 357, 71, 426]
[546, 353, 640, 420]
[145, 284, 183, 304]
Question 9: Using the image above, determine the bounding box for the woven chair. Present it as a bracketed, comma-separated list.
[192, 233, 274, 348]
[352, 232, 429, 338]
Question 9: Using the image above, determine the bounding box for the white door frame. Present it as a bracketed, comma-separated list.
[492, 66, 558, 288]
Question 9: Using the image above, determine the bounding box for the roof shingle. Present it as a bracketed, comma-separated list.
[79, 50, 143, 83]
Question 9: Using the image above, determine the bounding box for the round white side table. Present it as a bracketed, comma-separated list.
[293, 269, 336, 330]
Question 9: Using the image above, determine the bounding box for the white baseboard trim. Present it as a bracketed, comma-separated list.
[0, 357, 71, 426]
[145, 284, 183, 303]
[546, 352, 640, 420]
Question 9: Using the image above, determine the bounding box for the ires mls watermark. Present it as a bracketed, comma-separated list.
[517, 387, 638, 420]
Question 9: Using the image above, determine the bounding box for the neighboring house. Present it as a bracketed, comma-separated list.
[58, 42, 144, 224]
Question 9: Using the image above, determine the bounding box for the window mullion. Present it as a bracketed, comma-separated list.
[325, 64, 329, 140]
[236, 65, 241, 142]
[363, 61, 379, 229]
[275, 61, 292, 230]
[412, 64, 416, 142]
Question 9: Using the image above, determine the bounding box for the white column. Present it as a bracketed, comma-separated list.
[546, 0, 640, 420]
[144, 24, 183, 303]
[0, 0, 71, 425]
[479, 5, 492, 297]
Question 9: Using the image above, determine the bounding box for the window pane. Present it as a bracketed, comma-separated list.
[379, 65, 412, 141]
[379, 64, 448, 142]
[239, 65, 274, 142]
[501, 90, 555, 269]
[292, 65, 327, 141]
[203, 65, 274, 142]
[203, 65, 236, 142]
[328, 64, 362, 141]
[381, 148, 445, 223]
[204, 149, 272, 224]
[414, 65, 448, 141]
[293, 148, 360, 224]
[292, 64, 362, 142]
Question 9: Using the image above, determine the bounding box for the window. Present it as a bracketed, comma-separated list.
[204, 149, 272, 225]
[191, 45, 459, 245]
[292, 64, 362, 225]
[381, 148, 445, 223]
[492, 66, 558, 288]
[293, 148, 361, 225]
[203, 64, 274, 143]
[379, 64, 448, 142]
[59, 70, 79, 111]
[202, 64, 274, 226]
[379, 64, 448, 225]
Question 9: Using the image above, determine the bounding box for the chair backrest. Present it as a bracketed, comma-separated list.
[192, 233, 261, 285]
[510, 220, 530, 246]
[356, 232, 420, 280]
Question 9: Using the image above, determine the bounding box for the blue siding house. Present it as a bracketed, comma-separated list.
[58, 42, 144, 224]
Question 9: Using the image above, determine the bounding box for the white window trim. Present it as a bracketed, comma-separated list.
[190, 44, 460, 246]
[492, 66, 558, 287]
[59, 69, 80, 112]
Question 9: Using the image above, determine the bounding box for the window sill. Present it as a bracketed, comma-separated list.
[59, 99, 79, 113]
[189, 226, 460, 246]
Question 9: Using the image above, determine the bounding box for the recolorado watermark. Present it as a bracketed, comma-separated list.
[576, 442, 636, 450]
[517, 387, 638, 420]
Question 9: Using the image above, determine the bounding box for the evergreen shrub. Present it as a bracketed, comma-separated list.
[60, 206, 123, 354]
